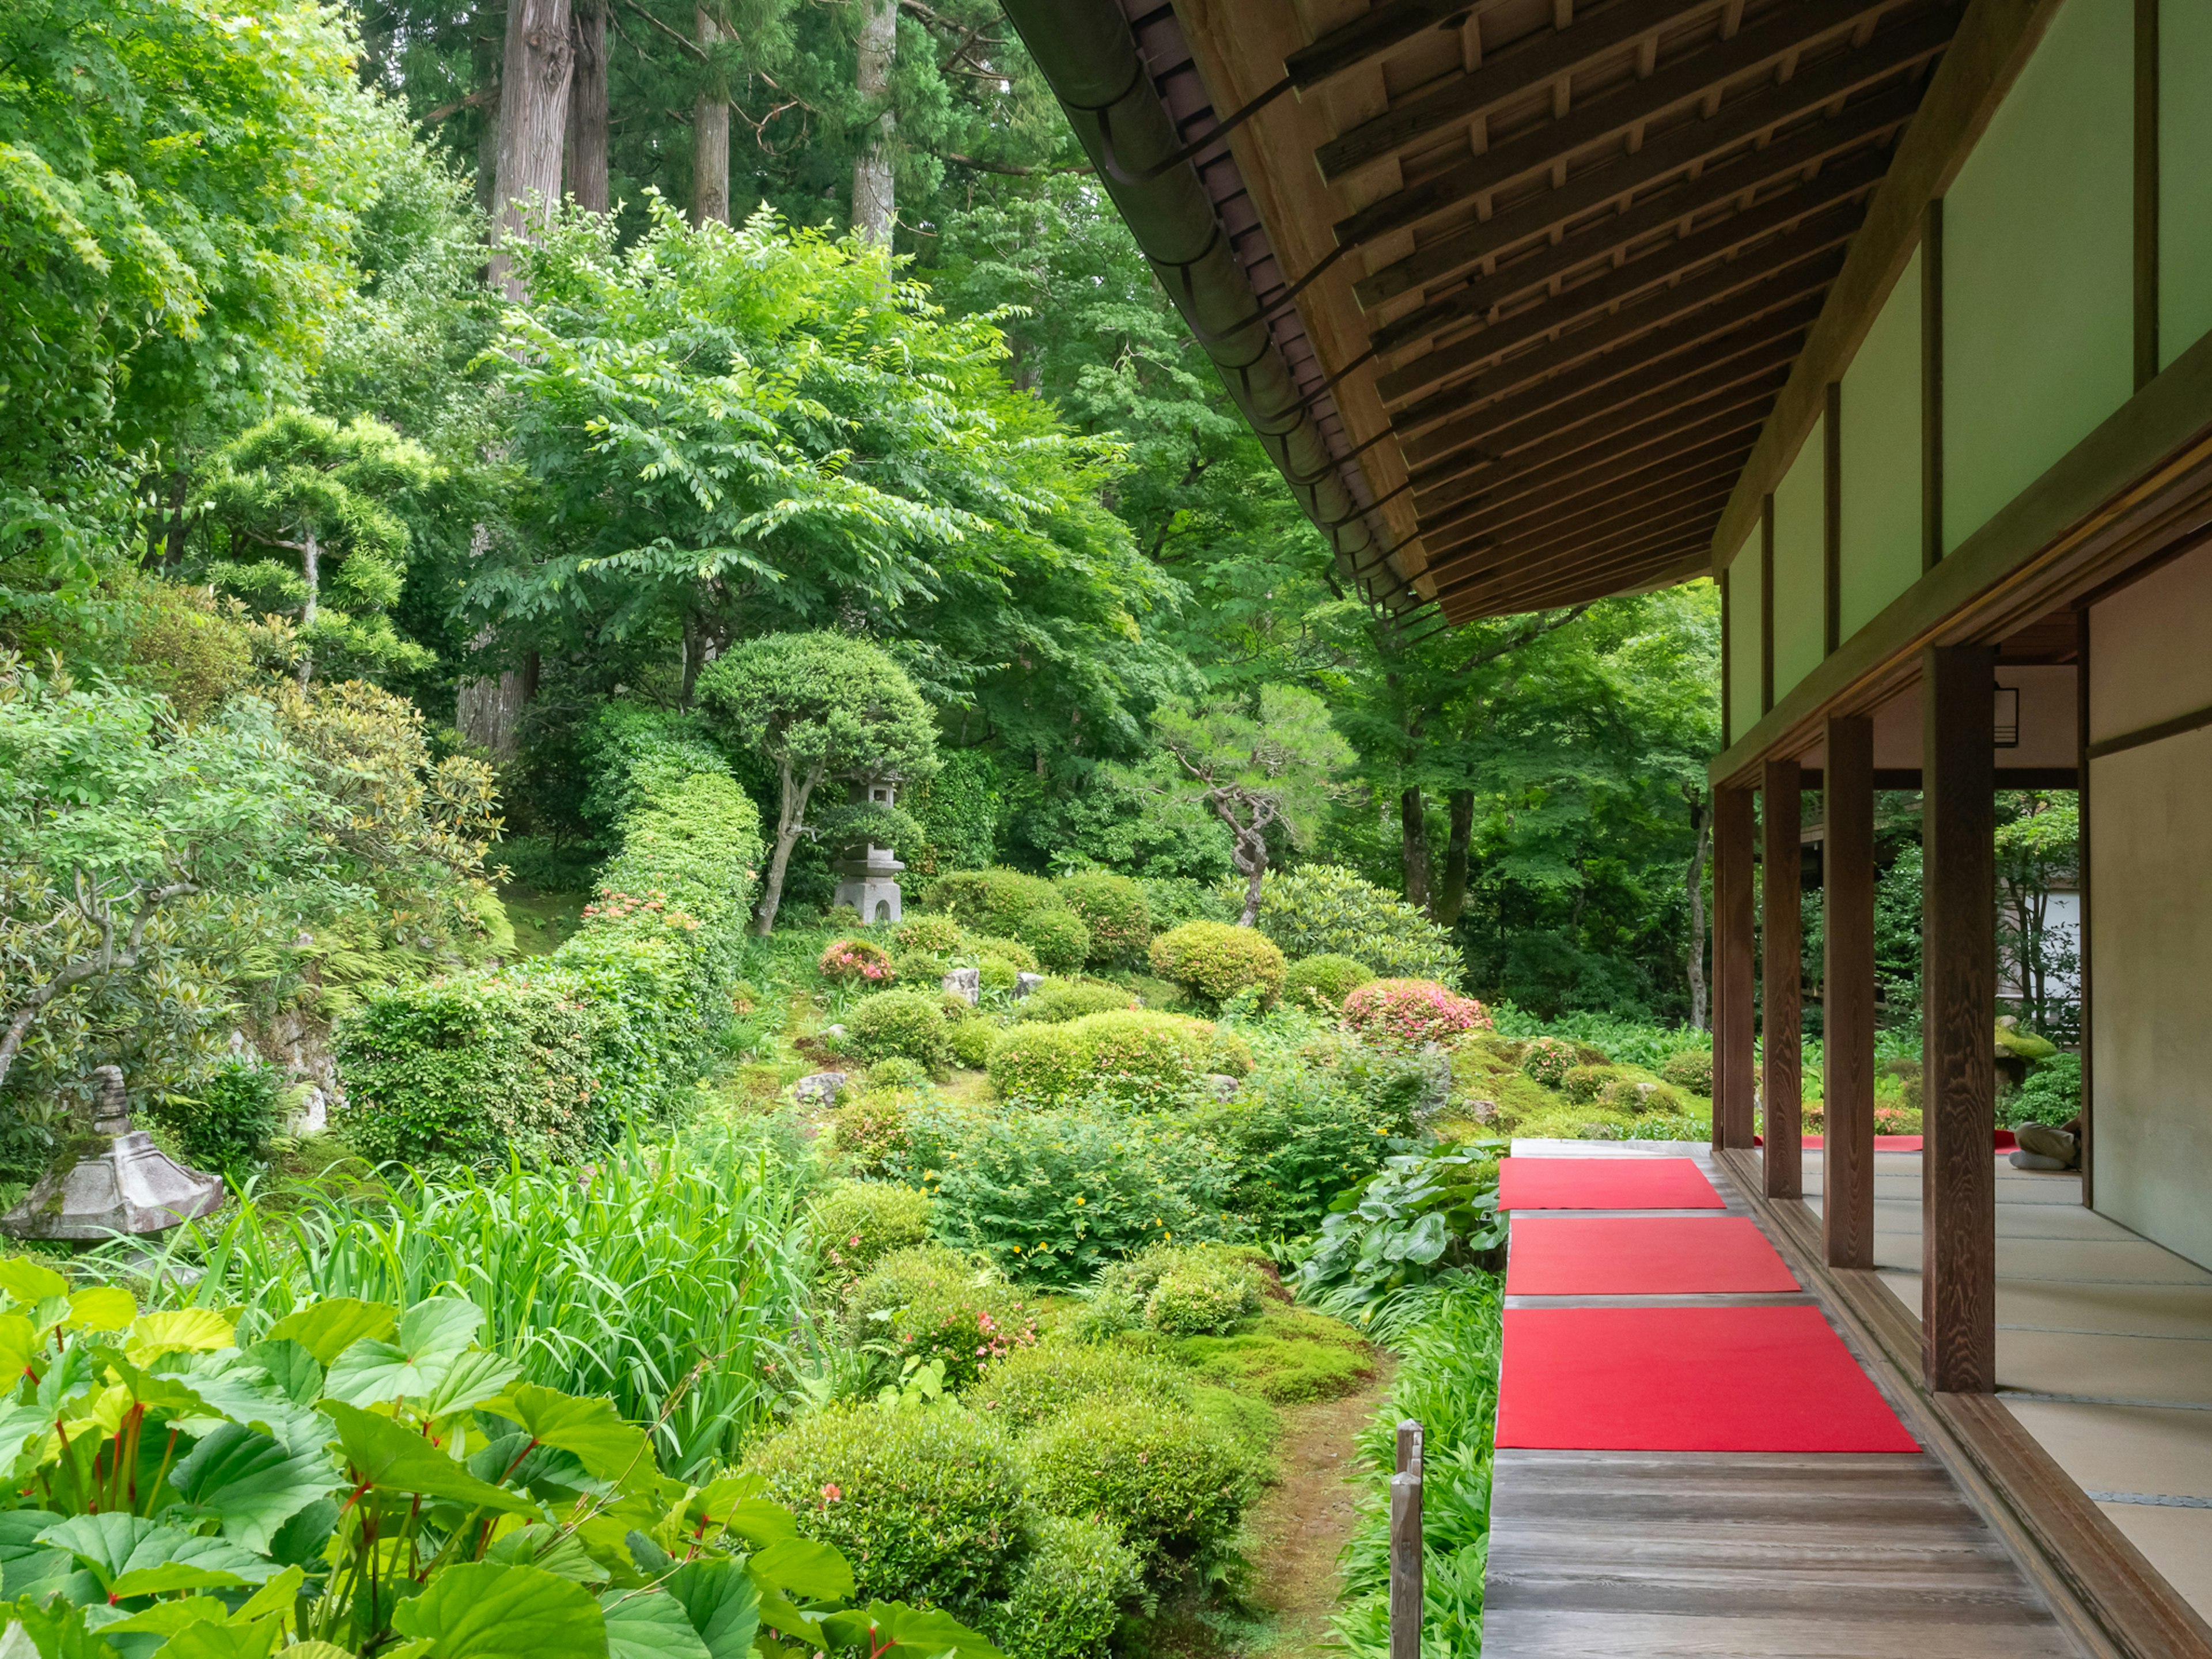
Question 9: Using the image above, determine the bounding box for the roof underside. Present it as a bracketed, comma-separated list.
[1031, 0, 1965, 627]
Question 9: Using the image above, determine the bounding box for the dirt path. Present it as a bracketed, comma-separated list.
[1240, 1359, 1397, 1656]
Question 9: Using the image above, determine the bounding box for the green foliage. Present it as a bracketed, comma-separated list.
[1054, 873, 1151, 967]
[2006, 1050, 2082, 1130]
[821, 937, 897, 984]
[849, 989, 954, 1071]
[896, 914, 968, 955]
[1014, 908, 1090, 975]
[965, 935, 1040, 974]
[1189, 1054, 1418, 1237]
[1164, 1302, 1377, 1405]
[153, 1058, 289, 1172]
[1559, 1065, 1608, 1105]
[831, 1093, 916, 1180]
[925, 869, 1066, 938]
[947, 1019, 997, 1070]
[978, 1513, 1142, 1659]
[844, 1247, 1039, 1391]
[1247, 865, 1460, 984]
[893, 1105, 1239, 1285]
[813, 1179, 934, 1288]
[1340, 979, 1491, 1048]
[986, 1025, 1090, 1104]
[1014, 982, 1138, 1024]
[968, 1342, 1192, 1435]
[1599, 1076, 1685, 1115]
[1024, 1399, 1259, 1567]
[1283, 953, 1377, 1012]
[1660, 1048, 1715, 1093]
[1520, 1036, 1578, 1088]
[1294, 1146, 1505, 1323]
[1065, 1010, 1215, 1104]
[744, 1401, 1030, 1611]
[1084, 1243, 1262, 1339]
[1147, 921, 1287, 1006]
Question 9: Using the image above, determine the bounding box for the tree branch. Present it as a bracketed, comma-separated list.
[422, 84, 501, 124]
[616, 0, 707, 61]
[1452, 604, 1590, 677]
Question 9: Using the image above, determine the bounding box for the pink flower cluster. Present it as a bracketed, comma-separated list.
[817, 937, 893, 983]
[1340, 978, 1493, 1048]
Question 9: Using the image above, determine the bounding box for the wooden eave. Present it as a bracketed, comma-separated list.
[1147, 0, 1968, 622]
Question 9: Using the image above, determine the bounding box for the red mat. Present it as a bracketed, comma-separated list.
[1497, 1157, 1724, 1211]
[1755, 1130, 2018, 1152]
[1505, 1217, 1799, 1295]
[1496, 1305, 1919, 1452]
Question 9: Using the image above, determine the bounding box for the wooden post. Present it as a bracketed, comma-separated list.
[1823, 715, 1877, 1268]
[1763, 759, 1803, 1196]
[1922, 644, 1997, 1393]
[1714, 785, 1758, 1149]
[2076, 606, 2094, 1207]
[1389, 1419, 1423, 1659]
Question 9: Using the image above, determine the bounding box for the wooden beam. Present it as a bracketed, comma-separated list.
[1428, 467, 1743, 593]
[1921, 642, 1996, 1395]
[1423, 419, 1763, 548]
[1442, 484, 1741, 584]
[1376, 188, 1872, 407]
[1283, 0, 1501, 93]
[1450, 518, 1727, 611]
[1762, 757, 1803, 1198]
[2075, 604, 2094, 1209]
[1392, 244, 1847, 436]
[1332, 0, 1900, 252]
[1823, 714, 1876, 1267]
[1400, 293, 1824, 473]
[1714, 785, 1758, 1150]
[1356, 17, 1949, 309]
[1703, 0, 2069, 577]
[1467, 537, 1720, 613]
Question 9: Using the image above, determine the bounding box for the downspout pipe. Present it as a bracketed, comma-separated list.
[998, 0, 1416, 613]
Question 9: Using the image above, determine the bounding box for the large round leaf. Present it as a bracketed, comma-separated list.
[389, 1562, 609, 1659]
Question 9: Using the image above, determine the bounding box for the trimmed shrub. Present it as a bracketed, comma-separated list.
[847, 1247, 1040, 1389]
[896, 914, 968, 955]
[1660, 1048, 1715, 1093]
[987, 1024, 1090, 1104]
[831, 1093, 913, 1178]
[159, 1058, 289, 1169]
[1068, 1009, 1214, 1103]
[824, 902, 863, 928]
[1600, 1077, 1685, 1116]
[1016, 982, 1139, 1024]
[1084, 1243, 1262, 1338]
[1207, 1028, 1254, 1078]
[925, 869, 1065, 937]
[813, 1179, 933, 1286]
[1559, 1064, 1608, 1105]
[867, 1055, 929, 1089]
[743, 1402, 1029, 1609]
[848, 988, 952, 1070]
[1340, 979, 1491, 1048]
[1056, 873, 1152, 967]
[1016, 908, 1092, 975]
[1243, 864, 1460, 983]
[980, 1514, 1143, 1659]
[965, 935, 1040, 974]
[1148, 921, 1286, 1006]
[1283, 953, 1376, 1012]
[1521, 1036, 1578, 1088]
[948, 1018, 997, 1069]
[820, 936, 895, 985]
[891, 948, 950, 987]
[971, 1341, 1193, 1433]
[1025, 1400, 1259, 1565]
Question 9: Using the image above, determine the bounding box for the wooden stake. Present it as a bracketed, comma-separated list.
[1389, 1469, 1423, 1659]
[1714, 785, 1758, 1148]
[1763, 757, 1803, 1196]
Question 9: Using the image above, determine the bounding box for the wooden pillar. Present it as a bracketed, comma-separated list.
[2075, 605, 2094, 1208]
[1714, 784, 1758, 1150]
[1762, 759, 1802, 1197]
[1922, 645, 1997, 1393]
[1823, 715, 1877, 1268]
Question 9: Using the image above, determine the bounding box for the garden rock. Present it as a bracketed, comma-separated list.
[795, 1071, 850, 1104]
[1014, 972, 1046, 998]
[1205, 1073, 1241, 1100]
[1468, 1099, 1499, 1123]
[941, 967, 982, 1005]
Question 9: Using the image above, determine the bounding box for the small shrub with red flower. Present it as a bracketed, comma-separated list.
[819, 934, 894, 983]
[1340, 978, 1493, 1048]
[846, 1245, 1040, 1388]
[811, 1177, 934, 1290]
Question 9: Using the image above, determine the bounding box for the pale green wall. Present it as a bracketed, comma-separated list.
[1839, 249, 1923, 635]
[1941, 0, 2133, 553]
[1727, 537, 1763, 740]
[1771, 416, 1825, 699]
[2162, 0, 2212, 366]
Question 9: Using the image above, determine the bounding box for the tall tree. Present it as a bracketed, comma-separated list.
[487, 0, 574, 298]
[567, 0, 609, 213]
[851, 0, 895, 241]
[693, 5, 730, 225]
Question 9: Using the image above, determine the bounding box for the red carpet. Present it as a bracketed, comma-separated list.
[1505, 1216, 1799, 1295]
[1498, 1156, 1724, 1211]
[1496, 1305, 1920, 1452]
[1756, 1130, 2019, 1151]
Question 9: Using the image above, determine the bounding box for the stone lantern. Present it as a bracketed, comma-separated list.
[1, 1066, 226, 1241]
[831, 774, 906, 926]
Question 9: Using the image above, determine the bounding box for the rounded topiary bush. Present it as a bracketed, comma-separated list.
[866, 1055, 929, 1090]
[948, 1018, 997, 1069]
[1016, 981, 1138, 1024]
[1600, 1076, 1685, 1116]
[1282, 953, 1377, 1012]
[1520, 1036, 1578, 1087]
[847, 987, 952, 1070]
[1660, 1048, 1715, 1093]
[847, 1246, 1040, 1388]
[971, 1342, 1194, 1434]
[1559, 1064, 1609, 1105]
[1025, 1399, 1259, 1565]
[925, 869, 1065, 937]
[896, 914, 968, 955]
[1147, 921, 1286, 1006]
[812, 1178, 933, 1286]
[979, 1513, 1143, 1659]
[743, 1401, 1029, 1609]
[987, 1023, 1090, 1104]
[1016, 908, 1092, 976]
[891, 949, 950, 987]
[819, 936, 894, 984]
[1340, 979, 1490, 1048]
[1055, 873, 1152, 967]
[965, 934, 1040, 974]
[830, 1092, 911, 1177]
[1242, 863, 1460, 983]
[1084, 1243, 1262, 1338]
[1067, 1009, 1213, 1102]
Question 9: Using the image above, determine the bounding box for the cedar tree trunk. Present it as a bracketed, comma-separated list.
[487, 0, 574, 299]
[1434, 786, 1475, 926]
[851, 0, 895, 242]
[566, 0, 608, 213]
[692, 6, 729, 225]
[1400, 785, 1432, 915]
